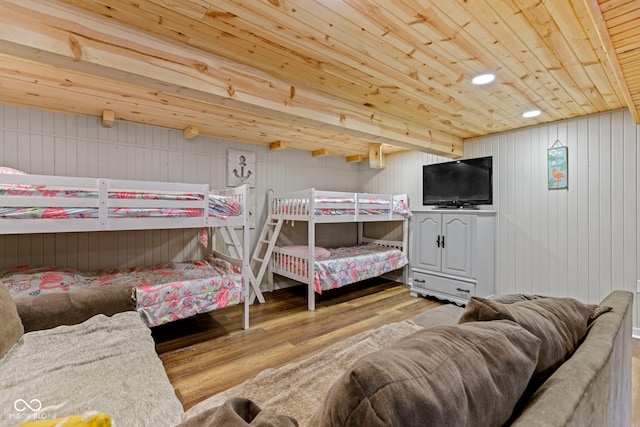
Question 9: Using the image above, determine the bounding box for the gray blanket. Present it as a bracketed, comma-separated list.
[0, 312, 183, 426]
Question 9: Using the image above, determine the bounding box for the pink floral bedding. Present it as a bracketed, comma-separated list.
[1, 255, 244, 327]
[274, 243, 408, 294]
[0, 186, 242, 219]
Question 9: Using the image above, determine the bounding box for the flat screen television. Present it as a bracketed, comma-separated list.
[422, 156, 493, 207]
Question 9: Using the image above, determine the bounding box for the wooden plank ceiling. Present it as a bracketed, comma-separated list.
[0, 0, 637, 163]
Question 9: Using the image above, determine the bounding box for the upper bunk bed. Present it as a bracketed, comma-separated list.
[0, 167, 245, 233]
[0, 167, 251, 330]
[269, 188, 411, 224]
[252, 188, 411, 311]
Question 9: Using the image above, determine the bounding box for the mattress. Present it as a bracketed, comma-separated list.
[0, 185, 242, 219]
[275, 243, 408, 294]
[1, 255, 244, 327]
[311, 197, 398, 216]
[273, 195, 411, 217]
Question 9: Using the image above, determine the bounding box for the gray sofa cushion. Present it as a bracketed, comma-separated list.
[491, 293, 612, 324]
[308, 320, 541, 427]
[15, 284, 136, 332]
[176, 397, 298, 427]
[511, 290, 633, 427]
[458, 296, 589, 374]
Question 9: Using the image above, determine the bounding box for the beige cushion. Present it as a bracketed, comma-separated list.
[308, 320, 541, 427]
[0, 284, 24, 358]
[459, 296, 589, 374]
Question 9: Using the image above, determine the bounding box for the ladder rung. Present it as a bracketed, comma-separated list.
[259, 239, 269, 244]
[253, 257, 264, 263]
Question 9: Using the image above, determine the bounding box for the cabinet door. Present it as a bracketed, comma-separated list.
[441, 214, 473, 278]
[412, 213, 441, 272]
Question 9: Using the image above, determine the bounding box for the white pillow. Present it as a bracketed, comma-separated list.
[0, 166, 27, 175]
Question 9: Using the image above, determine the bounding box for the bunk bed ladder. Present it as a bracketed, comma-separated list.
[249, 217, 284, 303]
[217, 226, 242, 259]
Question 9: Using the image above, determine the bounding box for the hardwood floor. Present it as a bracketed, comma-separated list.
[153, 279, 442, 411]
[153, 280, 640, 421]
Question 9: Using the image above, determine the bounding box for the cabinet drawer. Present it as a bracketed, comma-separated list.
[412, 270, 475, 300]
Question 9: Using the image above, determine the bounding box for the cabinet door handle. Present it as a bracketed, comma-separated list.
[442, 235, 445, 248]
[456, 287, 470, 293]
[436, 235, 440, 248]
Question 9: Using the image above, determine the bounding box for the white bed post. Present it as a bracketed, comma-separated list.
[308, 189, 316, 311]
[241, 186, 251, 329]
[98, 179, 108, 230]
[402, 215, 409, 255]
[266, 189, 275, 292]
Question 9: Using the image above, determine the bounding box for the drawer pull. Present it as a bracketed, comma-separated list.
[456, 287, 470, 293]
[414, 279, 426, 283]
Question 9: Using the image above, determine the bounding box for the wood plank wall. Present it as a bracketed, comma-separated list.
[0, 105, 360, 271]
[2, 104, 638, 335]
[362, 108, 640, 336]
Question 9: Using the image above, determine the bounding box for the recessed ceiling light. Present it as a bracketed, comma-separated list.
[471, 73, 496, 85]
[522, 110, 541, 118]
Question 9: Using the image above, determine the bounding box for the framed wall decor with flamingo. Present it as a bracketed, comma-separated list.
[548, 141, 568, 190]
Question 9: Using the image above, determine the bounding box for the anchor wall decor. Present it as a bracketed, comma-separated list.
[227, 149, 256, 188]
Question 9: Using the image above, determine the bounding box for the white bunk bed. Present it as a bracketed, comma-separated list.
[257, 188, 410, 310]
[0, 170, 252, 329]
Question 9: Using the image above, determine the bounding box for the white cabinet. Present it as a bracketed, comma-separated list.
[412, 213, 473, 278]
[409, 210, 495, 305]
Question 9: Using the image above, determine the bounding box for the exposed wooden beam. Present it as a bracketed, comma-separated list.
[0, 0, 463, 157]
[346, 155, 364, 163]
[311, 149, 328, 157]
[577, 0, 640, 123]
[183, 125, 199, 140]
[269, 141, 286, 150]
[101, 109, 115, 128]
[368, 143, 385, 169]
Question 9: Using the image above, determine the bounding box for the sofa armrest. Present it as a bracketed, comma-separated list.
[511, 290, 633, 427]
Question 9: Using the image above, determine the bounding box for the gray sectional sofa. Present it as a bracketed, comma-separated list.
[183, 290, 633, 427]
[0, 281, 633, 426]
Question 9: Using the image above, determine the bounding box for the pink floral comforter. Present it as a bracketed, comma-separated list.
[275, 243, 408, 294]
[313, 244, 408, 293]
[1, 255, 243, 327]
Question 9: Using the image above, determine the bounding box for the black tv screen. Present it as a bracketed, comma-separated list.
[422, 156, 493, 207]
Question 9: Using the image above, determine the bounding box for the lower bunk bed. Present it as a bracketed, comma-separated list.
[262, 188, 411, 310]
[1, 251, 245, 332]
[271, 241, 408, 308]
[0, 167, 251, 331]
